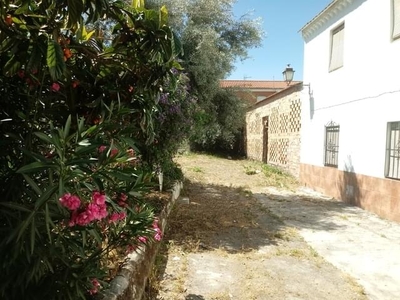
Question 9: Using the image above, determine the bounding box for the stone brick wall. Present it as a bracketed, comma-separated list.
[246, 84, 302, 177]
[100, 182, 183, 300]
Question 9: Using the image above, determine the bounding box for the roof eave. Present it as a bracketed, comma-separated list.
[300, 0, 354, 40]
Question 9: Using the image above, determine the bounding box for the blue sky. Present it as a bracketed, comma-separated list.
[228, 0, 332, 81]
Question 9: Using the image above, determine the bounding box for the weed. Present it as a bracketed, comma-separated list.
[191, 166, 203, 172]
[261, 164, 298, 189]
[309, 247, 319, 258]
[289, 249, 306, 258]
[244, 165, 260, 175]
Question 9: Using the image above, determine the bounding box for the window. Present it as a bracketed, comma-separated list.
[393, 0, 400, 39]
[385, 122, 400, 179]
[324, 121, 340, 167]
[329, 23, 344, 71]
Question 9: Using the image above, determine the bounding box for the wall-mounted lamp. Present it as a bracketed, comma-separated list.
[282, 64, 312, 96]
[282, 64, 294, 85]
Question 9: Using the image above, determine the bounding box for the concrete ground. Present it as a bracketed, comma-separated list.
[254, 186, 400, 300]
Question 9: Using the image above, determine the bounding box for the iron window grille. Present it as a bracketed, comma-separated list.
[385, 121, 400, 179]
[324, 121, 340, 167]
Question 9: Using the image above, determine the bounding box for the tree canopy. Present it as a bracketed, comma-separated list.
[148, 0, 264, 151]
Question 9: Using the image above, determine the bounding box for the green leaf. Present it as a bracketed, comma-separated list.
[67, 0, 84, 28]
[34, 132, 53, 144]
[21, 148, 48, 163]
[159, 5, 168, 26]
[15, 211, 35, 242]
[0, 36, 16, 53]
[81, 125, 97, 138]
[172, 30, 183, 57]
[17, 161, 58, 174]
[63, 115, 72, 140]
[45, 203, 53, 243]
[3, 55, 21, 77]
[23, 174, 42, 195]
[34, 184, 58, 209]
[0, 202, 31, 213]
[27, 38, 45, 72]
[47, 39, 66, 80]
[30, 218, 35, 255]
[132, 0, 144, 9]
[76, 22, 95, 42]
[88, 229, 102, 244]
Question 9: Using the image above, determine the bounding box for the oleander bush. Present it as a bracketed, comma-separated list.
[0, 0, 192, 298]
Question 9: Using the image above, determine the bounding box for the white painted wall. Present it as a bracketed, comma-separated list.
[301, 0, 400, 178]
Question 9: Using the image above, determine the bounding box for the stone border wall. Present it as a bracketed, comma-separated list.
[100, 181, 183, 300]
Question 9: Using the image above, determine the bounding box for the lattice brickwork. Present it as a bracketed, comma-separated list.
[289, 99, 301, 132]
[245, 90, 302, 177]
[269, 138, 289, 165]
[268, 99, 301, 135]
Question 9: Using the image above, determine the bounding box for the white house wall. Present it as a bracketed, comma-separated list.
[301, 0, 400, 221]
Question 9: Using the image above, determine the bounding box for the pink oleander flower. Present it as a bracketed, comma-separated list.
[118, 201, 128, 208]
[59, 193, 81, 210]
[152, 218, 159, 228]
[154, 232, 162, 241]
[18, 70, 25, 79]
[117, 193, 128, 208]
[74, 211, 92, 226]
[86, 203, 101, 221]
[152, 220, 163, 241]
[108, 211, 127, 223]
[126, 148, 135, 157]
[98, 145, 107, 153]
[118, 211, 127, 220]
[89, 278, 101, 295]
[119, 193, 128, 202]
[109, 212, 120, 223]
[92, 191, 106, 206]
[138, 236, 147, 244]
[110, 148, 118, 157]
[68, 210, 79, 227]
[51, 82, 60, 92]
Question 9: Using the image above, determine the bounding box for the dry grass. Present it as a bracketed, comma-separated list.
[144, 153, 367, 300]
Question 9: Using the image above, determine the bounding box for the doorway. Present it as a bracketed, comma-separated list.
[262, 116, 269, 163]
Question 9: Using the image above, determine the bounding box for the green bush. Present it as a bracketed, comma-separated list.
[0, 0, 187, 298]
[1, 115, 158, 299]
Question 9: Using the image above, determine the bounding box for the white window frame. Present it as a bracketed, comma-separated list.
[392, 0, 400, 40]
[329, 23, 345, 72]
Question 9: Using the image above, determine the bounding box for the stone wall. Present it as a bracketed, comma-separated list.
[246, 84, 302, 177]
[100, 182, 182, 300]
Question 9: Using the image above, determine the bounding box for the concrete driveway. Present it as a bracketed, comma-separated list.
[254, 186, 400, 300]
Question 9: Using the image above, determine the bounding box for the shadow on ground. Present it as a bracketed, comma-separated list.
[253, 186, 365, 232]
[165, 180, 286, 252]
[144, 179, 369, 300]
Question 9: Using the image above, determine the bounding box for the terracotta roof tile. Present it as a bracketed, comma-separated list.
[220, 80, 301, 89]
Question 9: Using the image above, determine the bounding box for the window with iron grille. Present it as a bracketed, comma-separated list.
[385, 122, 400, 179]
[324, 121, 340, 167]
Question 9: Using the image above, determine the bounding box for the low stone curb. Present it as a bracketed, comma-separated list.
[100, 181, 183, 300]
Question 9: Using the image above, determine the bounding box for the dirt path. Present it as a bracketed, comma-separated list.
[145, 154, 367, 300]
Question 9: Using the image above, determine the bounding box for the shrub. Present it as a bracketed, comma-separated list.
[0, 0, 186, 298]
